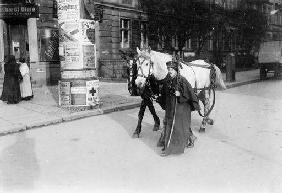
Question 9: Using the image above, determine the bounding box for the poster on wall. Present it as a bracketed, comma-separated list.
[63, 42, 82, 69]
[58, 0, 80, 21]
[83, 44, 96, 68]
[41, 29, 60, 61]
[61, 70, 96, 79]
[80, 19, 96, 43]
[59, 20, 80, 42]
[86, 80, 99, 106]
[58, 81, 71, 106]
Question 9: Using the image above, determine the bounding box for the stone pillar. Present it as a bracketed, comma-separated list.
[0, 19, 4, 73]
[27, 18, 43, 85]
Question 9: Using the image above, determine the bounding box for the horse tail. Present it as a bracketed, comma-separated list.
[214, 65, 227, 90]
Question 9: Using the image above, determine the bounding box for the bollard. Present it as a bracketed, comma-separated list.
[226, 52, 236, 82]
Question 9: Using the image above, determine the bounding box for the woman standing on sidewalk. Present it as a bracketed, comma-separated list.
[19, 58, 33, 100]
[0, 55, 22, 104]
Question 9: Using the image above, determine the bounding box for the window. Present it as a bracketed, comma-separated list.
[157, 29, 164, 50]
[140, 21, 148, 49]
[120, 19, 130, 48]
[208, 32, 213, 51]
[184, 38, 192, 50]
[172, 35, 178, 49]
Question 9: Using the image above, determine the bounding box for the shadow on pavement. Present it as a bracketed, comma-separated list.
[0, 133, 40, 191]
[108, 107, 165, 155]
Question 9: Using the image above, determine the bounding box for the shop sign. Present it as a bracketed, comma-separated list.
[86, 80, 99, 106]
[0, 4, 39, 19]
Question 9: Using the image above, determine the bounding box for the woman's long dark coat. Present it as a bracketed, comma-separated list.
[0, 55, 22, 104]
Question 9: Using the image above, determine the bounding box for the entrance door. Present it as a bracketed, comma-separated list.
[5, 19, 29, 62]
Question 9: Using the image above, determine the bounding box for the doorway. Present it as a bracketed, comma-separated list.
[4, 19, 29, 62]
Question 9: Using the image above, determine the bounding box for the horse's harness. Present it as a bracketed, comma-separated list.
[136, 56, 156, 101]
[184, 62, 217, 117]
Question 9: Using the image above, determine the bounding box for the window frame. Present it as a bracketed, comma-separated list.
[140, 21, 148, 49]
[120, 18, 131, 49]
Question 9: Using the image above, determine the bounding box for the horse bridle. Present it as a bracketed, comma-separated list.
[136, 56, 153, 78]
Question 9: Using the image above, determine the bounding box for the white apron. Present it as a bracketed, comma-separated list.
[19, 63, 33, 98]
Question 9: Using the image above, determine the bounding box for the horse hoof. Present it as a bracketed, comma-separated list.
[157, 140, 164, 147]
[132, 131, 140, 138]
[207, 119, 214, 125]
[199, 127, 205, 133]
[153, 125, 160, 131]
[132, 133, 140, 138]
[160, 151, 168, 157]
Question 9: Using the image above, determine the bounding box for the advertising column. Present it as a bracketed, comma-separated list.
[58, 0, 99, 107]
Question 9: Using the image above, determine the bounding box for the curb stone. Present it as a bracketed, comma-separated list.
[225, 79, 261, 89]
[62, 109, 102, 122]
[26, 117, 63, 130]
[0, 124, 26, 136]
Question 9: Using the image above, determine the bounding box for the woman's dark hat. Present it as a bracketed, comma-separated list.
[166, 61, 178, 71]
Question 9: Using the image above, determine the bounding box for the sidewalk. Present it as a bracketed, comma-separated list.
[0, 69, 260, 136]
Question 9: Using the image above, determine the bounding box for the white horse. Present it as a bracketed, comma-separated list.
[135, 47, 226, 132]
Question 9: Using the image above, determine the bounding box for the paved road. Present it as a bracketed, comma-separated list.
[0, 79, 282, 193]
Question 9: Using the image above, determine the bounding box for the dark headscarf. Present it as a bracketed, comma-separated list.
[4, 55, 19, 75]
[6, 55, 16, 63]
[166, 61, 178, 71]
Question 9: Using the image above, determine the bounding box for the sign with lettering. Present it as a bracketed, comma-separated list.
[86, 80, 99, 106]
[71, 86, 86, 94]
[0, 4, 39, 19]
[80, 19, 96, 43]
[58, 81, 71, 106]
[83, 44, 96, 68]
[61, 70, 96, 79]
[58, 0, 80, 20]
[64, 42, 82, 69]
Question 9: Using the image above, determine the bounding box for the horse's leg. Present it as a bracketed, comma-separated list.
[132, 99, 146, 138]
[205, 91, 214, 125]
[157, 119, 166, 148]
[199, 90, 208, 132]
[147, 99, 160, 131]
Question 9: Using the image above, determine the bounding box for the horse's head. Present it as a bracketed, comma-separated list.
[135, 47, 153, 88]
[135, 47, 170, 89]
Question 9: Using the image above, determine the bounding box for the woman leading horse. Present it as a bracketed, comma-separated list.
[134, 47, 226, 134]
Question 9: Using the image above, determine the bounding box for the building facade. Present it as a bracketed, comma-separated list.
[91, 0, 147, 79]
[0, 0, 59, 85]
[2, 0, 281, 85]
